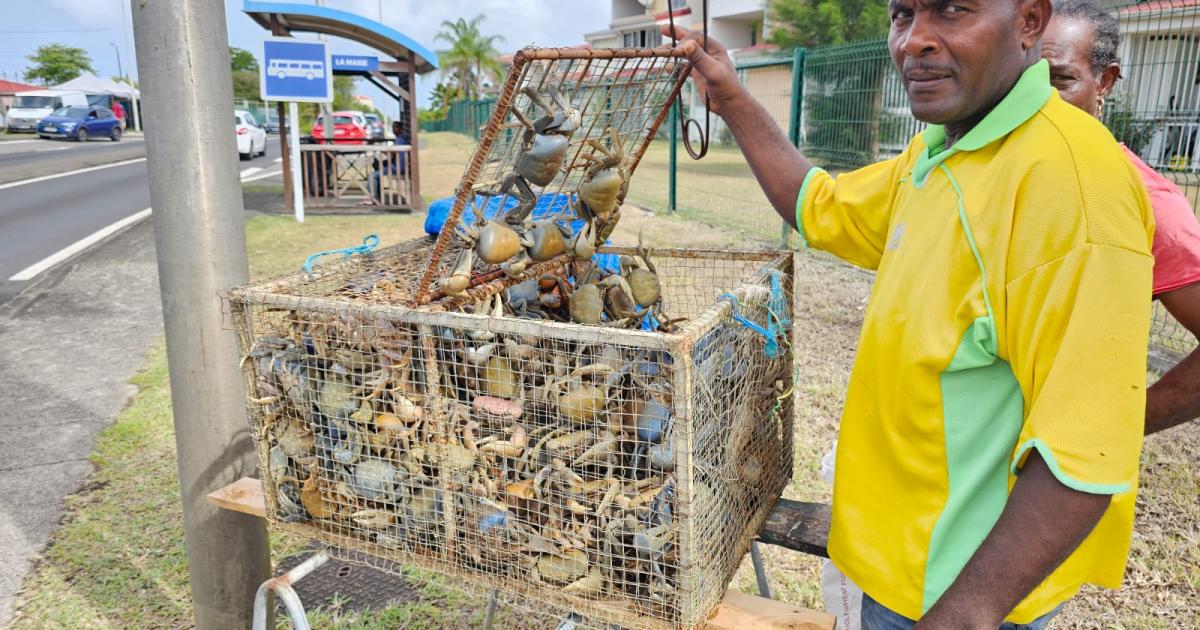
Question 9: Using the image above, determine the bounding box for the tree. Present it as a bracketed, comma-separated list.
[25, 43, 94, 86]
[767, 0, 889, 49]
[430, 82, 461, 115]
[230, 47, 259, 72]
[231, 70, 260, 102]
[435, 16, 505, 101]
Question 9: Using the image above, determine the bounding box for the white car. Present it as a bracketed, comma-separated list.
[235, 110, 267, 160]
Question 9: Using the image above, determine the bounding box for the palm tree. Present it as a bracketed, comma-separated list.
[430, 82, 461, 116]
[435, 16, 505, 101]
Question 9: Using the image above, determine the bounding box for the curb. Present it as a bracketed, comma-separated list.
[0, 211, 154, 320]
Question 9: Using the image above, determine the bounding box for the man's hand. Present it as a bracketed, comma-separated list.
[660, 25, 742, 115]
[1147, 282, 1200, 434]
[916, 450, 1110, 628]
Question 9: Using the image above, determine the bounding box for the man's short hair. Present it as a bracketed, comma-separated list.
[1054, 0, 1120, 75]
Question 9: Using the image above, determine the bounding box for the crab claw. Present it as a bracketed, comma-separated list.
[572, 221, 596, 260]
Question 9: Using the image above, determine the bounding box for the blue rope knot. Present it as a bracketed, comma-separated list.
[720, 269, 791, 359]
[303, 234, 381, 277]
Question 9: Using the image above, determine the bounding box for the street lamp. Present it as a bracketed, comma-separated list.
[110, 42, 124, 79]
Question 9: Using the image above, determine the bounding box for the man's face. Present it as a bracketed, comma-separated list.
[888, 0, 1034, 125]
[1042, 17, 1101, 115]
[392, 122, 402, 135]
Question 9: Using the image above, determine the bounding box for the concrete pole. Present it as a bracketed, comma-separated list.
[130, 2, 272, 629]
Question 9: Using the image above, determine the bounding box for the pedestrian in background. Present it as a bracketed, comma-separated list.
[112, 98, 126, 132]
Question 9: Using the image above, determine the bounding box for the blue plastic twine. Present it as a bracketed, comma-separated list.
[720, 269, 790, 359]
[303, 234, 381, 277]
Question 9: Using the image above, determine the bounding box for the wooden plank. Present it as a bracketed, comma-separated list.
[208, 479, 836, 628]
[758, 499, 832, 558]
[704, 590, 835, 630]
[205, 476, 266, 518]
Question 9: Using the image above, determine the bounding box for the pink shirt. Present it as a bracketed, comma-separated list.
[1123, 145, 1200, 295]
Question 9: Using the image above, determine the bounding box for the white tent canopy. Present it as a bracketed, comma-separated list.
[53, 73, 139, 98]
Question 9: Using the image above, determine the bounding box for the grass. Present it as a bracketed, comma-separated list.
[11, 131, 1199, 629]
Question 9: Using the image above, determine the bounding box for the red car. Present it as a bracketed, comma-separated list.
[311, 111, 367, 144]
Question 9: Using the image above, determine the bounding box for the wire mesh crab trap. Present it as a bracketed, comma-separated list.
[229, 46, 795, 629]
[230, 240, 795, 629]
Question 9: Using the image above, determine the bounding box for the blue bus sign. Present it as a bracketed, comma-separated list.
[260, 37, 332, 103]
[331, 55, 379, 72]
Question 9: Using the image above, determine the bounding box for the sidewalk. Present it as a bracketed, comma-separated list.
[0, 220, 163, 626]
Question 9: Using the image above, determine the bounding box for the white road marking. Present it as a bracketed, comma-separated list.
[273, 157, 282, 163]
[9, 165, 283, 282]
[36, 146, 72, 152]
[9, 208, 152, 281]
[242, 169, 281, 182]
[0, 139, 42, 145]
[0, 158, 147, 191]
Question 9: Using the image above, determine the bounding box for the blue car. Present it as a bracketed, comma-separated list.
[38, 105, 122, 142]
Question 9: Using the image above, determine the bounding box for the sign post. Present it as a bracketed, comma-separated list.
[260, 37, 332, 222]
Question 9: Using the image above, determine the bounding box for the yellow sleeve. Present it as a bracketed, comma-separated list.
[795, 155, 906, 270]
[1006, 244, 1153, 493]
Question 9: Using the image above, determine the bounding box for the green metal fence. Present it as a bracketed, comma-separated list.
[421, 98, 497, 140]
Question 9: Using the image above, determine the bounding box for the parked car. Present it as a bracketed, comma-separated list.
[263, 112, 280, 134]
[235, 109, 267, 160]
[7, 89, 88, 133]
[311, 111, 367, 145]
[37, 105, 121, 141]
[362, 112, 386, 141]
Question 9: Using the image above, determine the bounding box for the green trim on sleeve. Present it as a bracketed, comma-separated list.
[794, 167, 826, 248]
[1011, 438, 1132, 495]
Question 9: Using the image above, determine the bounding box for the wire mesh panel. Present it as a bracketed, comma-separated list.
[229, 240, 794, 629]
[414, 47, 690, 305]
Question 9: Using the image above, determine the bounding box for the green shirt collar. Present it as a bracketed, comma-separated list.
[914, 59, 1052, 183]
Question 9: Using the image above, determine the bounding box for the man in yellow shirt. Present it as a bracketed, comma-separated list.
[666, 1, 1153, 627]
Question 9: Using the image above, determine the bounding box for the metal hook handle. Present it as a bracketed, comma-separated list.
[669, 0, 711, 161]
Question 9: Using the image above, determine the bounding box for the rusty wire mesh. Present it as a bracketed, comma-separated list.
[415, 47, 690, 304]
[230, 241, 794, 629]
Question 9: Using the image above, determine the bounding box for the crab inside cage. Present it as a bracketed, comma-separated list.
[230, 47, 797, 630]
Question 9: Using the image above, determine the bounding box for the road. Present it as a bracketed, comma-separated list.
[0, 136, 147, 185]
[0, 136, 281, 306]
[0, 134, 282, 624]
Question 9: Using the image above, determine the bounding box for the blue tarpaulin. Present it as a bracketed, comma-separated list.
[423, 193, 659, 328]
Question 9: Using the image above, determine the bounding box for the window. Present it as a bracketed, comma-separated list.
[621, 28, 662, 48]
[670, 0, 688, 9]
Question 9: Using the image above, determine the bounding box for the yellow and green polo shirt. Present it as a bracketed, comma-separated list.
[796, 60, 1155, 623]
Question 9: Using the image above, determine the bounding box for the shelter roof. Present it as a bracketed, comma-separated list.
[243, 1, 438, 73]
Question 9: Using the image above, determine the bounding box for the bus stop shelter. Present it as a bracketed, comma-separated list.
[243, 1, 438, 211]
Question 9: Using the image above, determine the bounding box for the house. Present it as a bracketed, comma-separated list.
[1113, 0, 1200, 171]
[0, 78, 39, 116]
[585, 1, 790, 136]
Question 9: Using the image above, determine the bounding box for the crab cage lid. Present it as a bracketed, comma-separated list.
[414, 46, 692, 305]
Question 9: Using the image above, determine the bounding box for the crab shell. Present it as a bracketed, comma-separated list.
[517, 133, 570, 187]
[476, 222, 525, 265]
[568, 283, 603, 325]
[527, 221, 567, 262]
[579, 170, 624, 220]
[626, 268, 661, 308]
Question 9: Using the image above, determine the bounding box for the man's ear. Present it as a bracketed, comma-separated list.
[1097, 63, 1121, 100]
[1020, 0, 1055, 50]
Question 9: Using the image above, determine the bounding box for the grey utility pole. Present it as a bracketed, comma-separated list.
[130, 1, 271, 628]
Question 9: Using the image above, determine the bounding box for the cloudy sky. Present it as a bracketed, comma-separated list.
[0, 0, 611, 116]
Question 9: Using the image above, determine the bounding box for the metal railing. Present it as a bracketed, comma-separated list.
[299, 143, 414, 211]
[420, 98, 497, 139]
